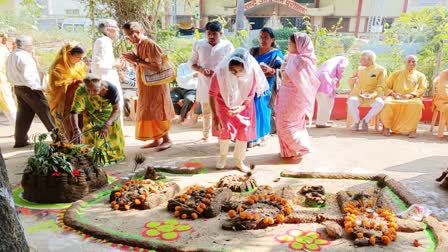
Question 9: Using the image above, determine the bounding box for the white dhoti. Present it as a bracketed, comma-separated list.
[315, 92, 334, 125]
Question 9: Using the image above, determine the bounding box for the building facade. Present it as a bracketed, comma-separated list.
[167, 0, 417, 37]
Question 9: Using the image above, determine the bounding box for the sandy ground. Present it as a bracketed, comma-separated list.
[1, 115, 447, 251]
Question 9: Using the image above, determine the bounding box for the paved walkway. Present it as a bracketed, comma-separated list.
[1, 118, 447, 251]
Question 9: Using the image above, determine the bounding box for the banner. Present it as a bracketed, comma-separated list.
[244, 0, 308, 14]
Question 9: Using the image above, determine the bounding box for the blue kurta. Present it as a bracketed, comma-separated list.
[249, 48, 284, 142]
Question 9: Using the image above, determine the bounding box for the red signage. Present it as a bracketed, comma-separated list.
[244, 0, 308, 14]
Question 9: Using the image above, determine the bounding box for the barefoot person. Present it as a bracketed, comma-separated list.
[380, 55, 427, 138]
[315, 55, 348, 128]
[275, 33, 320, 161]
[121, 22, 175, 151]
[70, 74, 125, 163]
[210, 48, 268, 173]
[347, 50, 387, 131]
[189, 21, 234, 141]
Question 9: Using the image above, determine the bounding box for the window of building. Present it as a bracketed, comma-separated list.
[295, 0, 315, 3]
[323, 17, 350, 32]
[65, 9, 80, 16]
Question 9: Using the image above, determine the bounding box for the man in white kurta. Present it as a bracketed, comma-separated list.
[0, 38, 17, 124]
[91, 20, 123, 111]
[189, 21, 234, 140]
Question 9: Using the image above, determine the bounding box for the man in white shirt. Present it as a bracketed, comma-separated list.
[171, 63, 198, 123]
[189, 21, 234, 141]
[6, 35, 55, 147]
[91, 20, 124, 111]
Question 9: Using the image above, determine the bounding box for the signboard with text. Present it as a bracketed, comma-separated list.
[244, 0, 308, 14]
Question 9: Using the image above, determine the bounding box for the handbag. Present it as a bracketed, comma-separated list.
[141, 55, 176, 86]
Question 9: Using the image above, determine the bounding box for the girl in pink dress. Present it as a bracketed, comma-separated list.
[209, 48, 269, 173]
[275, 33, 320, 161]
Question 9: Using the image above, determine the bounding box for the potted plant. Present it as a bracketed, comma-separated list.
[21, 129, 108, 203]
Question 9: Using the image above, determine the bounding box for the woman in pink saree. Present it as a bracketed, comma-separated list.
[275, 33, 320, 160]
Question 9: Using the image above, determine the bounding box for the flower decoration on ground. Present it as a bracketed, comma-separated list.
[224, 194, 292, 230]
[275, 230, 330, 251]
[141, 219, 193, 241]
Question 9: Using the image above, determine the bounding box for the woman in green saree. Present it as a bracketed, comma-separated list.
[70, 73, 125, 163]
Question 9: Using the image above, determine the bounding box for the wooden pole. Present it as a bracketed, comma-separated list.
[236, 0, 245, 31]
[354, 0, 363, 38]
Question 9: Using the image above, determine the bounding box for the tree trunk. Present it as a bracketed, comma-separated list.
[0, 148, 30, 252]
[235, 0, 245, 31]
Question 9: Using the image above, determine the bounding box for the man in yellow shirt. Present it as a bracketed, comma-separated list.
[347, 50, 387, 131]
[380, 55, 427, 138]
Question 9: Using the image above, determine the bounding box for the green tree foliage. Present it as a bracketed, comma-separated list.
[384, 6, 448, 84]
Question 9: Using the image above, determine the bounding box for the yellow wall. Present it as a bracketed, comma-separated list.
[0, 0, 17, 15]
[320, 0, 358, 16]
[320, 0, 404, 17]
[361, 0, 404, 17]
[175, 0, 198, 16]
[203, 0, 235, 16]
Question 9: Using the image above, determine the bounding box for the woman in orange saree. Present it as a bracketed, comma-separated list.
[121, 22, 175, 151]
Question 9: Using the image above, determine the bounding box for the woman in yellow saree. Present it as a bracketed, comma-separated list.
[47, 42, 87, 140]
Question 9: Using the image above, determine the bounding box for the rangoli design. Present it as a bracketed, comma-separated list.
[275, 230, 330, 251]
[142, 219, 193, 241]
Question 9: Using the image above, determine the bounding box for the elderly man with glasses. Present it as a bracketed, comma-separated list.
[6, 35, 55, 147]
[347, 50, 387, 131]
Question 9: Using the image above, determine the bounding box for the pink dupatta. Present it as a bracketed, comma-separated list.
[285, 33, 320, 119]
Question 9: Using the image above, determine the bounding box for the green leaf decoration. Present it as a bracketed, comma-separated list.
[145, 222, 161, 228]
[145, 229, 160, 237]
[157, 225, 175, 233]
[175, 224, 192, 232]
[296, 236, 313, 244]
[290, 242, 304, 250]
[305, 243, 319, 251]
[161, 232, 178, 240]
[306, 232, 319, 239]
[165, 219, 179, 225]
[315, 239, 328, 245]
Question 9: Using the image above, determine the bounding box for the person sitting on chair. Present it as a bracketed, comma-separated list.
[380, 55, 427, 138]
[170, 63, 198, 124]
[347, 50, 387, 131]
